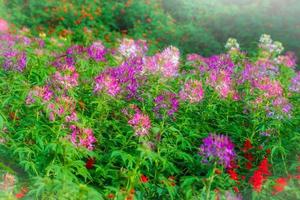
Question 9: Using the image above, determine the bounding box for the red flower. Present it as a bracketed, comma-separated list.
[266, 148, 271, 155]
[227, 169, 238, 181]
[85, 158, 95, 169]
[294, 175, 300, 180]
[258, 157, 271, 176]
[233, 186, 239, 193]
[107, 193, 115, 199]
[15, 187, 28, 199]
[246, 161, 253, 170]
[140, 175, 148, 183]
[244, 153, 254, 162]
[242, 139, 253, 152]
[250, 170, 265, 192]
[272, 178, 288, 195]
[15, 193, 25, 199]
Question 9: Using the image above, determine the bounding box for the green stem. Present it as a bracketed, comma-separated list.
[206, 163, 216, 200]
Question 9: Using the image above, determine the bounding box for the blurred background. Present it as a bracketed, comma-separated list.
[1, 0, 299, 57]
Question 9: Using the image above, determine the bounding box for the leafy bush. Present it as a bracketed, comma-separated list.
[0, 22, 300, 200]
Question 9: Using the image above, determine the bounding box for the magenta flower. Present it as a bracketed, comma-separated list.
[87, 41, 106, 61]
[0, 19, 9, 33]
[52, 71, 79, 90]
[252, 77, 283, 98]
[70, 125, 96, 150]
[289, 72, 300, 93]
[94, 72, 121, 96]
[179, 80, 204, 103]
[143, 46, 180, 78]
[276, 51, 297, 68]
[128, 109, 151, 136]
[154, 91, 179, 118]
[199, 134, 235, 168]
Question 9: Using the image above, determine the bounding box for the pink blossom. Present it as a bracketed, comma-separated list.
[0, 19, 9, 33]
[128, 109, 151, 136]
[179, 80, 204, 103]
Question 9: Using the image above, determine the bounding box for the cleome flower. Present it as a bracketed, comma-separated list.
[199, 134, 235, 168]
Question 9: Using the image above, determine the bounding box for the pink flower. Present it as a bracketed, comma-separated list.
[70, 125, 96, 150]
[118, 38, 147, 58]
[0, 19, 9, 33]
[143, 46, 180, 78]
[128, 109, 151, 136]
[179, 79, 204, 103]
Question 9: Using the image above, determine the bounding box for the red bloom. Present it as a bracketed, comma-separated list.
[266, 148, 271, 155]
[107, 193, 115, 199]
[272, 178, 288, 195]
[227, 169, 239, 181]
[244, 152, 254, 170]
[242, 139, 253, 152]
[246, 161, 253, 170]
[233, 186, 239, 193]
[258, 157, 271, 176]
[15, 193, 25, 199]
[15, 187, 28, 199]
[244, 153, 254, 162]
[294, 175, 300, 180]
[85, 158, 95, 169]
[140, 175, 148, 183]
[250, 170, 265, 192]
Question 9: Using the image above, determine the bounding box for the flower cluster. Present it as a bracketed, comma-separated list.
[87, 41, 106, 62]
[199, 134, 235, 168]
[143, 46, 180, 77]
[118, 38, 148, 58]
[128, 107, 151, 136]
[94, 58, 142, 98]
[70, 125, 97, 150]
[225, 38, 240, 50]
[0, 18, 9, 33]
[179, 79, 204, 103]
[276, 51, 297, 68]
[250, 157, 271, 192]
[289, 72, 300, 93]
[259, 34, 284, 54]
[154, 91, 179, 118]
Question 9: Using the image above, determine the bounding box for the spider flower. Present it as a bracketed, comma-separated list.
[70, 125, 96, 150]
[179, 79, 204, 103]
[289, 72, 300, 93]
[154, 91, 179, 118]
[199, 134, 235, 168]
[87, 41, 106, 61]
[128, 109, 151, 136]
[118, 38, 147, 58]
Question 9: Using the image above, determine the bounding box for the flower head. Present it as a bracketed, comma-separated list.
[154, 91, 179, 118]
[179, 79, 204, 103]
[272, 177, 288, 195]
[128, 108, 151, 136]
[70, 125, 97, 150]
[199, 134, 236, 168]
[87, 41, 106, 61]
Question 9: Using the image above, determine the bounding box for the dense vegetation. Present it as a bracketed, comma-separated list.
[2, 0, 300, 58]
[0, 1, 300, 200]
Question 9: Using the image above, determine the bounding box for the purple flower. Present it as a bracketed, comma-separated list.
[94, 58, 143, 98]
[199, 134, 235, 168]
[289, 72, 300, 93]
[154, 91, 179, 118]
[87, 41, 106, 62]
